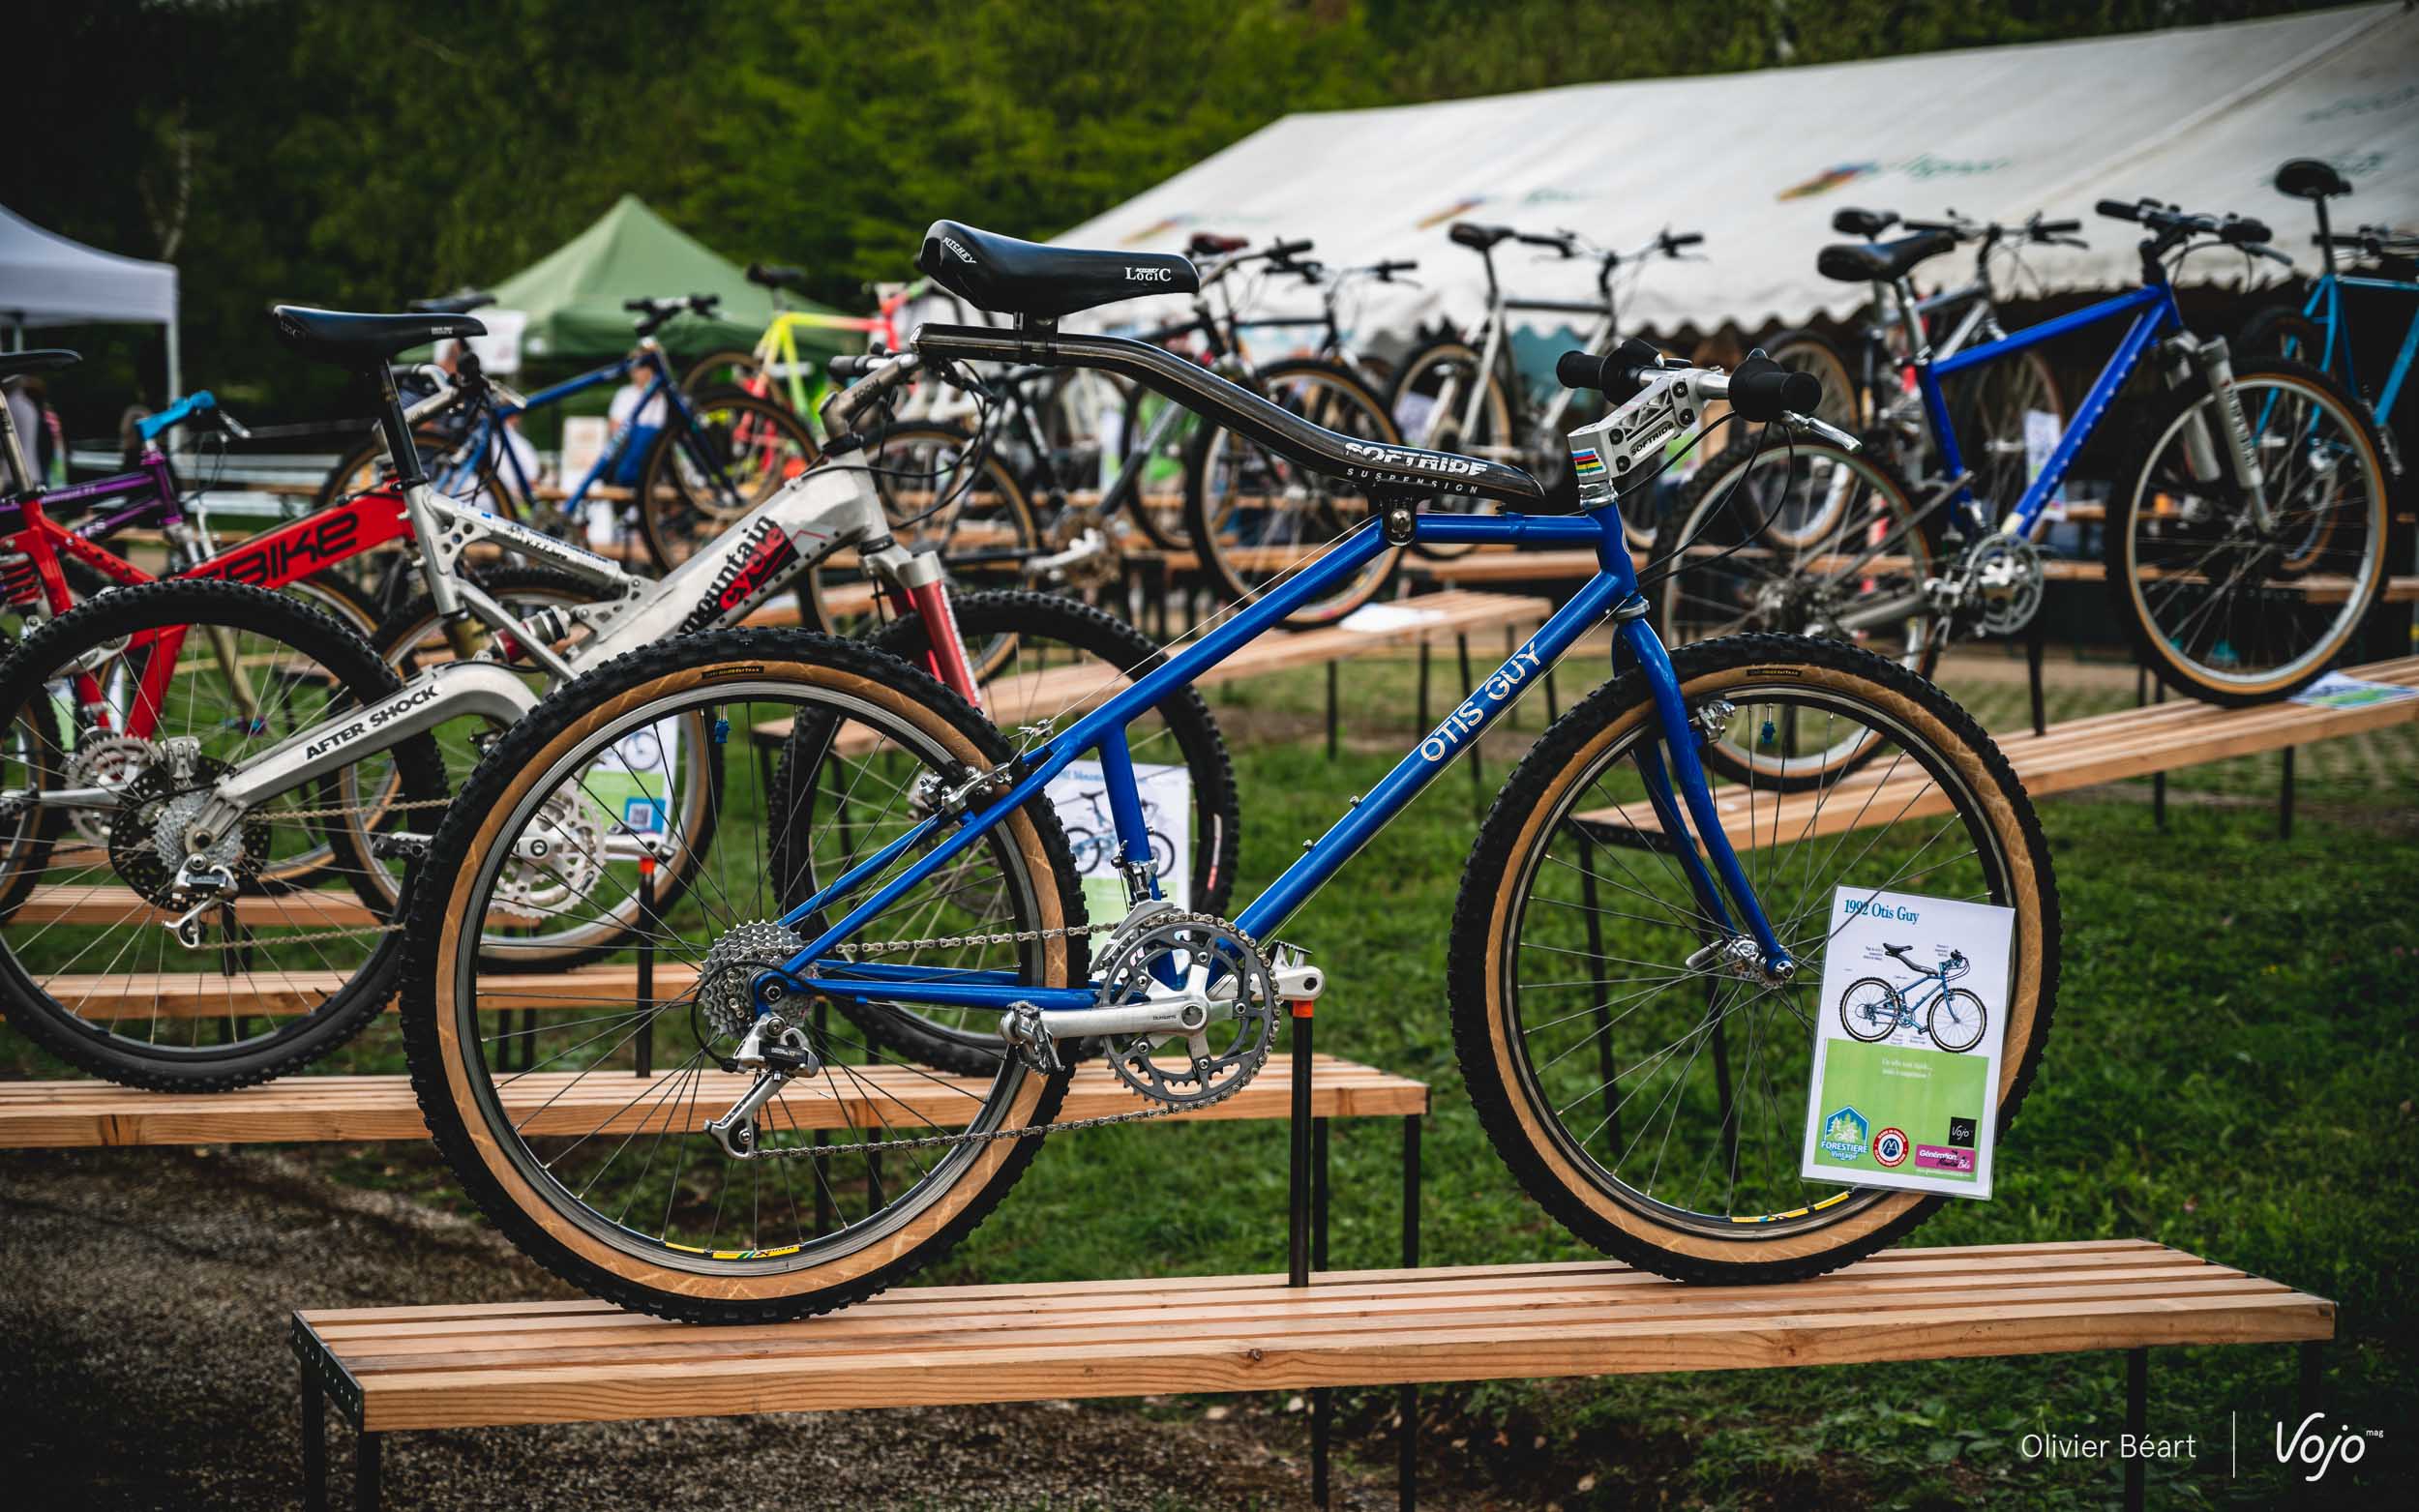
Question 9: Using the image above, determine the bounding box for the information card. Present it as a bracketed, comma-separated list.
[1801, 886, 2016, 1200]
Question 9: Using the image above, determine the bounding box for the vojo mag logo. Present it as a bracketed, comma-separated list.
[1819, 1106, 1870, 1162]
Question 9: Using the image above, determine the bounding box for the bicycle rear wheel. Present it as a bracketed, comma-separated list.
[0, 580, 443, 1089]
[1451, 633, 2057, 1283]
[403, 629, 1086, 1322]
[1184, 359, 1402, 624]
[637, 387, 821, 570]
[2105, 360, 2390, 703]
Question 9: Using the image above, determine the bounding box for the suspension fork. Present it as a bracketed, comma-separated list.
[2161, 333, 2275, 530]
[1610, 604, 1789, 975]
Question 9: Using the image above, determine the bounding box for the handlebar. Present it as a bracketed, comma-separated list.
[1556, 341, 1834, 428]
[623, 293, 723, 335]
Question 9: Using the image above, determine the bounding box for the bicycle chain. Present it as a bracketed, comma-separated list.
[749, 915, 1269, 1160]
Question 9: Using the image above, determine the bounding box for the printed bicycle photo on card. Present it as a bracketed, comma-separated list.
[1802, 886, 2016, 1199]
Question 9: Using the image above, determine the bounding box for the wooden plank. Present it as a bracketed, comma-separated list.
[23, 963, 702, 1020]
[289, 1241, 2331, 1432]
[10, 884, 379, 929]
[748, 588, 1553, 746]
[1576, 655, 2419, 846]
[0, 1053, 1427, 1149]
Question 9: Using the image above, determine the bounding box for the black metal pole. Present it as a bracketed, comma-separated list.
[2124, 1349, 2147, 1512]
[1288, 1007, 1313, 1286]
[355, 1431, 382, 1512]
[1312, 1110, 1332, 1508]
[1457, 634, 1481, 810]
[1398, 1113, 1421, 1512]
[2298, 1339, 2324, 1422]
[1417, 639, 1431, 732]
[2152, 679, 2167, 829]
[635, 859, 655, 1078]
[2026, 618, 2047, 737]
[1326, 661, 1340, 760]
[2280, 746, 2296, 840]
[303, 1364, 326, 1512]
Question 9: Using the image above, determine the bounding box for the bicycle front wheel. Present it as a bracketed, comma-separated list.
[1450, 633, 2057, 1283]
[2105, 360, 2390, 704]
[403, 629, 1087, 1322]
[1929, 988, 1988, 1054]
[1184, 359, 1402, 624]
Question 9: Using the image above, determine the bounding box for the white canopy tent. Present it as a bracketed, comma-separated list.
[0, 203, 181, 401]
[1055, 4, 2419, 344]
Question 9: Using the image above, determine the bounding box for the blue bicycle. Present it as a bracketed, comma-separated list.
[402, 220, 2061, 1322]
[316, 293, 819, 573]
[1659, 195, 2392, 763]
[2236, 157, 2417, 474]
[1838, 945, 1988, 1054]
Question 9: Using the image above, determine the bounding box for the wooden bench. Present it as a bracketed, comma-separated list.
[293, 1237, 2332, 1511]
[1576, 654, 2419, 846]
[0, 1052, 1423, 1149]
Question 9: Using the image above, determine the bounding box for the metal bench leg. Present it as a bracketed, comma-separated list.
[303, 1363, 326, 1512]
[1398, 1113, 1422, 1511]
[2150, 680, 2167, 830]
[1312, 1114, 1331, 1506]
[1417, 640, 1431, 732]
[355, 1430, 383, 1512]
[1327, 661, 1340, 760]
[2124, 1348, 2147, 1512]
[2026, 618, 2047, 737]
[1457, 635, 1481, 812]
[2280, 746, 2296, 840]
[2298, 1338, 2325, 1420]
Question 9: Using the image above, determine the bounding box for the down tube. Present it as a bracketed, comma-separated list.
[1234, 571, 1624, 943]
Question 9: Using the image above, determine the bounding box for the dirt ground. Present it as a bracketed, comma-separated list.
[0, 1146, 1480, 1512]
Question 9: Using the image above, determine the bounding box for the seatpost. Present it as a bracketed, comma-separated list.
[1889, 278, 1933, 365]
[369, 363, 429, 491]
[0, 388, 34, 495]
[2314, 197, 2338, 278]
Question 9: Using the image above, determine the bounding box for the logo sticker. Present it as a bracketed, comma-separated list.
[1817, 1106, 1870, 1163]
[1570, 446, 1606, 481]
[1948, 1115, 1977, 1149]
[1873, 1127, 1909, 1168]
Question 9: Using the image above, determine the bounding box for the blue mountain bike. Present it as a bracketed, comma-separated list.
[1659, 195, 2391, 759]
[401, 220, 2061, 1322]
[1838, 945, 1988, 1054]
[2236, 157, 2417, 474]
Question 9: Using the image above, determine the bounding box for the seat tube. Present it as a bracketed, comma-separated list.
[1093, 726, 1161, 904]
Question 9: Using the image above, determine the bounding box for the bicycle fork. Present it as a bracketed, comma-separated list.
[2163, 335, 2277, 532]
[1610, 600, 1794, 985]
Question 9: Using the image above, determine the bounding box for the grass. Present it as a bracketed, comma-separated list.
[3, 645, 2414, 1507]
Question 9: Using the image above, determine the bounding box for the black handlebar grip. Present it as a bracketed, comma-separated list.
[1555, 338, 1666, 400]
[2096, 199, 2142, 222]
[1726, 355, 1821, 423]
[2222, 218, 2275, 246]
[1664, 231, 1705, 251]
[2036, 219, 2082, 236]
[622, 297, 653, 312]
[828, 354, 886, 380]
[1266, 238, 1313, 258]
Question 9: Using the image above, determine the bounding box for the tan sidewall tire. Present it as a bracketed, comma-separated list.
[1470, 648, 2048, 1268]
[427, 653, 1073, 1305]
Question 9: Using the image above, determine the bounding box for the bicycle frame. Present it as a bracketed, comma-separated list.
[1916, 280, 2187, 538]
[2300, 271, 2419, 426]
[468, 346, 717, 524]
[774, 497, 1790, 1015]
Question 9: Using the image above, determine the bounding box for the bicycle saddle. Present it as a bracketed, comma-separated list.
[748, 261, 810, 291]
[1448, 222, 1515, 252]
[2275, 158, 2351, 201]
[406, 291, 494, 315]
[0, 349, 80, 381]
[271, 306, 487, 366]
[1830, 207, 1900, 239]
[1815, 229, 1958, 285]
[1882, 941, 1919, 961]
[916, 221, 1198, 321]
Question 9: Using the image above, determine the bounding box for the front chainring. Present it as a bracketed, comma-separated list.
[1094, 910, 1275, 1110]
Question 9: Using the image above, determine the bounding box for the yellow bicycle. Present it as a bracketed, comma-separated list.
[682, 264, 969, 430]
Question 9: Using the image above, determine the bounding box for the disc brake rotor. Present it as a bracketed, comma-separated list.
[491, 791, 604, 921]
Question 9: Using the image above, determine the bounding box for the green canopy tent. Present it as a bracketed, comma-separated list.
[480, 194, 855, 365]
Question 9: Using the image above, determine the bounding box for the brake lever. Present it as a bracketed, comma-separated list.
[1786, 413, 1862, 452]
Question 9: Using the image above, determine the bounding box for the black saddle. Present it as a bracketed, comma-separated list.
[1831, 207, 1901, 239]
[748, 261, 809, 291]
[916, 221, 1197, 322]
[272, 306, 487, 366]
[1816, 229, 1959, 285]
[1882, 942, 1919, 961]
[2275, 158, 2351, 201]
[406, 291, 494, 315]
[0, 349, 80, 381]
[1448, 222, 1515, 252]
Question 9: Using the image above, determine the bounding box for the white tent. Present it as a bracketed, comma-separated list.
[1056, 4, 2419, 343]
[0, 204, 181, 401]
